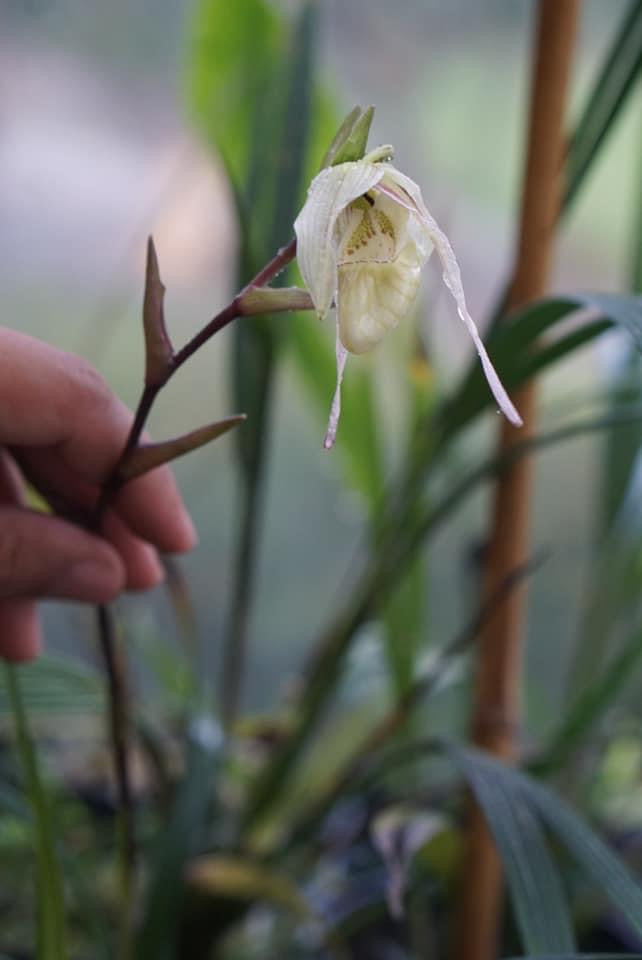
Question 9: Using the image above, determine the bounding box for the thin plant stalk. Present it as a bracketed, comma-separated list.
[631, 96, 642, 294]
[563, 94, 642, 742]
[458, 4, 581, 960]
[91, 239, 301, 950]
[96, 605, 134, 959]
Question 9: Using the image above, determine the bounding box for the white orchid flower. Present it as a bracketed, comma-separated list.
[294, 153, 522, 448]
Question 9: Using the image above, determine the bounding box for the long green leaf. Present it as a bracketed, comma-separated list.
[381, 553, 426, 697]
[511, 768, 642, 939]
[186, 854, 309, 918]
[0, 654, 104, 716]
[632, 102, 642, 293]
[446, 744, 575, 954]
[599, 349, 642, 535]
[535, 624, 642, 775]
[223, 1, 319, 725]
[563, 1, 642, 214]
[368, 740, 642, 949]
[242, 294, 642, 829]
[278, 554, 544, 859]
[137, 715, 222, 960]
[595, 103, 642, 536]
[5, 665, 68, 960]
[450, 746, 642, 941]
[243, 404, 642, 831]
[441, 294, 642, 442]
[380, 340, 437, 696]
[187, 0, 282, 188]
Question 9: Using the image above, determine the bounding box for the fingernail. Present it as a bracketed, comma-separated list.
[177, 511, 198, 552]
[52, 558, 123, 603]
[127, 549, 165, 592]
[147, 551, 165, 585]
[0, 601, 42, 661]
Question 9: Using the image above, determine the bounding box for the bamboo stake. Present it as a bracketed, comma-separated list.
[458, 3, 581, 959]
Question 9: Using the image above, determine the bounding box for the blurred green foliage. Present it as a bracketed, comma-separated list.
[2, 2, 642, 959]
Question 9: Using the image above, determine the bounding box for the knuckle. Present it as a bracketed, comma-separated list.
[59, 353, 114, 431]
[71, 356, 109, 405]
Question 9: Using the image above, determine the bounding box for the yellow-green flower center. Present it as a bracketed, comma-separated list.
[339, 194, 398, 264]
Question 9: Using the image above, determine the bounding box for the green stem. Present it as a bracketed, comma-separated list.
[6, 664, 68, 959]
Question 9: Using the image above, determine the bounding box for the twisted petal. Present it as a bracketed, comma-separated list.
[294, 162, 385, 320]
[324, 323, 349, 450]
[377, 169, 523, 427]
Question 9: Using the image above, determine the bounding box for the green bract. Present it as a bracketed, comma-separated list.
[294, 156, 522, 448]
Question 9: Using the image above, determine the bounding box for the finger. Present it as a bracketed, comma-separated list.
[113, 469, 197, 553]
[0, 505, 125, 602]
[0, 447, 24, 502]
[15, 446, 197, 556]
[0, 600, 42, 661]
[0, 329, 196, 552]
[0, 451, 42, 658]
[101, 511, 165, 591]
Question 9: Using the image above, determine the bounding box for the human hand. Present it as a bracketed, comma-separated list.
[0, 328, 197, 661]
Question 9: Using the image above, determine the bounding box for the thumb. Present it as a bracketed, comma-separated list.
[0, 506, 125, 603]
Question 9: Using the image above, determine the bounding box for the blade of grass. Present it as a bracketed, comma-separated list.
[5, 664, 68, 960]
[563, 1, 642, 213]
[560, 105, 642, 727]
[448, 744, 575, 954]
[368, 741, 642, 945]
[597, 100, 642, 533]
[278, 553, 545, 857]
[500, 759, 642, 939]
[0, 654, 104, 716]
[137, 715, 223, 960]
[598, 350, 642, 536]
[533, 624, 642, 775]
[632, 100, 642, 293]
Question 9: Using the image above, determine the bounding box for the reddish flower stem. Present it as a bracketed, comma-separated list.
[92, 236, 298, 914]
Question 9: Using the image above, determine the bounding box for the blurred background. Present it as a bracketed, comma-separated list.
[0, 0, 639, 755]
[3, 2, 642, 957]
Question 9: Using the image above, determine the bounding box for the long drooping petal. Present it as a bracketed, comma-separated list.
[294, 162, 385, 320]
[377, 170, 523, 427]
[324, 322, 349, 450]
